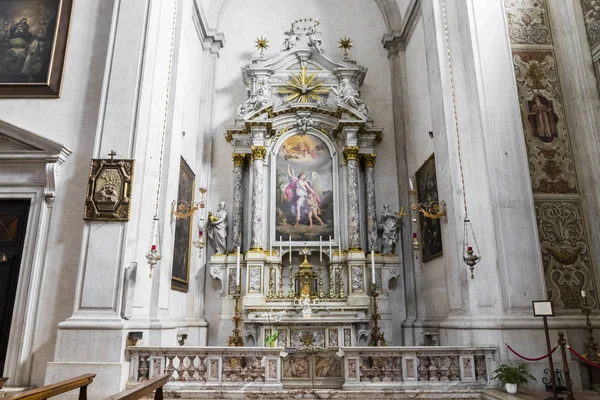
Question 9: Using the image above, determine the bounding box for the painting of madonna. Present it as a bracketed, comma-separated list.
[275, 134, 334, 242]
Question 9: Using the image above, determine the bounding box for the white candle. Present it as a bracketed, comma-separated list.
[320, 236, 322, 262]
[280, 236, 283, 260]
[236, 246, 241, 286]
[409, 178, 414, 191]
[582, 290, 587, 298]
[329, 236, 332, 258]
[339, 241, 342, 256]
[371, 250, 376, 284]
[289, 236, 292, 264]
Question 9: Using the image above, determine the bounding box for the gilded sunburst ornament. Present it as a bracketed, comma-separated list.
[279, 67, 329, 103]
[255, 36, 269, 58]
[338, 36, 353, 58]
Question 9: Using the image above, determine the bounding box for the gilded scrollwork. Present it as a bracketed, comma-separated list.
[536, 200, 597, 309]
[504, 0, 552, 45]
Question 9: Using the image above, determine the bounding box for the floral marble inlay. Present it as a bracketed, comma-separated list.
[228, 269, 237, 294]
[248, 266, 261, 293]
[209, 359, 219, 380]
[329, 329, 338, 347]
[344, 329, 351, 346]
[536, 200, 597, 309]
[347, 358, 358, 380]
[504, 0, 552, 45]
[581, 0, 600, 49]
[291, 329, 325, 348]
[351, 265, 364, 292]
[406, 359, 415, 379]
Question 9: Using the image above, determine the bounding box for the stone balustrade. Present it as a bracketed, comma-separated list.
[127, 346, 496, 391]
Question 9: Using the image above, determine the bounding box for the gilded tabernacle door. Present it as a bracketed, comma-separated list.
[272, 131, 338, 245]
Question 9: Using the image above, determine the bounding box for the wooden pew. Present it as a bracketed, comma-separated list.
[9, 374, 95, 400]
[0, 377, 8, 389]
[104, 374, 170, 400]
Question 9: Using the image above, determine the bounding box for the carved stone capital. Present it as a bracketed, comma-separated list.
[343, 146, 360, 163]
[251, 145, 267, 161]
[361, 153, 376, 168]
[232, 153, 249, 168]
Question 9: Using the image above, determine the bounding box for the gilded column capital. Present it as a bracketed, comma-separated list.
[251, 146, 267, 161]
[232, 153, 248, 168]
[343, 146, 360, 164]
[362, 153, 377, 168]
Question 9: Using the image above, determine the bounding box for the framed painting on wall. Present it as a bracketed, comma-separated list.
[171, 158, 195, 292]
[416, 153, 443, 262]
[274, 133, 335, 243]
[0, 0, 73, 97]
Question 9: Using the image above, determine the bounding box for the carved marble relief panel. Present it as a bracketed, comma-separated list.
[580, 0, 600, 50]
[504, 0, 552, 45]
[513, 50, 579, 194]
[535, 199, 597, 309]
[329, 329, 338, 347]
[344, 329, 351, 346]
[248, 266, 262, 293]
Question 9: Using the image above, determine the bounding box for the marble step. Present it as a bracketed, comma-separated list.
[164, 389, 485, 399]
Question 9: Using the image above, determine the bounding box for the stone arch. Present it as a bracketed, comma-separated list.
[207, 0, 402, 33]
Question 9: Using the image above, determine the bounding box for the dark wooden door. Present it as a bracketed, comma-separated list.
[0, 200, 30, 376]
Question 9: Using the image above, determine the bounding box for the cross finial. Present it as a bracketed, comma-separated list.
[108, 150, 117, 161]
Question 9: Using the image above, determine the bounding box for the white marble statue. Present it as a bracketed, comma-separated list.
[296, 115, 313, 133]
[378, 204, 400, 255]
[334, 78, 369, 115]
[301, 294, 312, 318]
[207, 201, 228, 254]
[305, 25, 323, 54]
[237, 77, 272, 117]
[282, 24, 301, 51]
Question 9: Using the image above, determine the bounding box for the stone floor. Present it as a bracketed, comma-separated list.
[481, 389, 599, 399]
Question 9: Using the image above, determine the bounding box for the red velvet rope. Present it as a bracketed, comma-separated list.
[568, 346, 600, 369]
[506, 343, 558, 361]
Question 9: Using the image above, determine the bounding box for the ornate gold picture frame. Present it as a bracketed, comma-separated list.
[83, 156, 134, 221]
[171, 158, 195, 292]
[0, 0, 74, 97]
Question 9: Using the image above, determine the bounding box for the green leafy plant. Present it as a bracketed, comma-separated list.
[491, 364, 537, 385]
[265, 330, 279, 346]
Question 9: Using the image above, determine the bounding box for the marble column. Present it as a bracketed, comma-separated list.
[344, 146, 361, 250]
[363, 154, 378, 252]
[250, 145, 266, 250]
[232, 153, 247, 249]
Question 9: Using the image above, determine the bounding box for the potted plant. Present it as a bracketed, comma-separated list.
[265, 330, 279, 347]
[491, 364, 537, 394]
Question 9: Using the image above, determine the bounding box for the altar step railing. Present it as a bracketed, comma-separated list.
[127, 346, 496, 390]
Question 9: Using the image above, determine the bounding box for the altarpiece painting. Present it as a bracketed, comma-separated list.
[275, 133, 334, 242]
[416, 154, 443, 261]
[0, 0, 73, 97]
[171, 158, 195, 292]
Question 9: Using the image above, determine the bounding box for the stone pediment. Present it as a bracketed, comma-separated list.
[0, 119, 71, 162]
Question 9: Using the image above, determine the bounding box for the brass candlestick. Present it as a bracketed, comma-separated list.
[369, 283, 386, 346]
[582, 295, 600, 359]
[267, 265, 274, 299]
[228, 287, 244, 346]
[288, 261, 295, 298]
[338, 265, 345, 299]
[329, 262, 335, 298]
[278, 263, 284, 298]
[318, 264, 324, 298]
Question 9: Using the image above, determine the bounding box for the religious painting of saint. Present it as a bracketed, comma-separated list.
[416, 154, 443, 262]
[0, 0, 73, 97]
[275, 134, 334, 242]
[527, 95, 559, 143]
[171, 158, 195, 292]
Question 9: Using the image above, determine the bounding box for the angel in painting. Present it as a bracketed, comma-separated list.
[285, 165, 323, 227]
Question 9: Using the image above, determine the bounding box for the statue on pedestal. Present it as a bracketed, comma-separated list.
[207, 201, 228, 254]
[378, 204, 400, 255]
[301, 294, 312, 318]
[334, 78, 368, 115]
[237, 77, 272, 117]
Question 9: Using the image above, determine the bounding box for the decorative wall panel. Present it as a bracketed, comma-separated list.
[512, 50, 578, 194]
[535, 200, 597, 309]
[581, 0, 600, 49]
[505, 0, 552, 45]
[505, 1, 597, 309]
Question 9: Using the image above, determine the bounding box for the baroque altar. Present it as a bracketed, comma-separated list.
[209, 20, 402, 348]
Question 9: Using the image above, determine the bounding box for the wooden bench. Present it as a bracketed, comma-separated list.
[0, 377, 8, 389]
[9, 374, 95, 400]
[105, 374, 170, 400]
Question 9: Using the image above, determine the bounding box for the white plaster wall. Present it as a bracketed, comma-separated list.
[0, 0, 114, 386]
[206, 0, 397, 345]
[403, 14, 448, 320]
